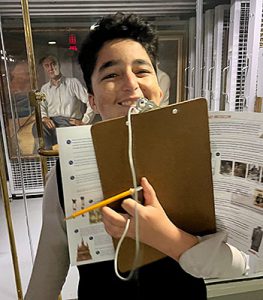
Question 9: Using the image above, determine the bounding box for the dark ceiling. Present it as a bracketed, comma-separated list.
[0, 0, 230, 61]
[0, 0, 230, 18]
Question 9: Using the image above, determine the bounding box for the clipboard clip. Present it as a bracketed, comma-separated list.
[133, 97, 160, 113]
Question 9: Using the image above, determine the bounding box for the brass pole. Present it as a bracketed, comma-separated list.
[20, 0, 37, 91]
[0, 15, 25, 300]
[20, 2, 61, 299]
[20, 0, 48, 183]
[0, 138, 23, 300]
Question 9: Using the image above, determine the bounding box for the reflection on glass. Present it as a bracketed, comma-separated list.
[0, 20, 34, 157]
[9, 60, 35, 156]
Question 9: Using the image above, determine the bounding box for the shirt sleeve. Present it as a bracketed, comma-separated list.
[71, 78, 95, 124]
[25, 166, 70, 300]
[82, 105, 95, 124]
[178, 231, 250, 279]
[71, 78, 89, 104]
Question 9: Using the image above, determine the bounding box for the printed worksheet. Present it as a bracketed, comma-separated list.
[57, 125, 115, 266]
[209, 112, 263, 274]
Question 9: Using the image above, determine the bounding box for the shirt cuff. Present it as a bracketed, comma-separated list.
[178, 231, 248, 279]
[82, 110, 95, 124]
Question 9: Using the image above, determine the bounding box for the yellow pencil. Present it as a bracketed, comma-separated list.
[65, 186, 142, 220]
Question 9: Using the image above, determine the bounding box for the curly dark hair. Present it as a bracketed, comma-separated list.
[78, 12, 158, 93]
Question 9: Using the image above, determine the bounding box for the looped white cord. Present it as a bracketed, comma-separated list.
[114, 105, 141, 281]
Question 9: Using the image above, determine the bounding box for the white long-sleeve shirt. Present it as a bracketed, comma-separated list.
[25, 166, 249, 300]
[179, 231, 249, 279]
[40, 76, 94, 124]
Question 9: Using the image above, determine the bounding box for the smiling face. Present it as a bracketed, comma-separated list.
[89, 39, 163, 120]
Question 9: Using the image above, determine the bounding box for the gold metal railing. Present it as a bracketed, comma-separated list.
[1, 0, 61, 298]
[20, 0, 61, 297]
[21, 0, 50, 183]
[0, 138, 23, 300]
[0, 2, 60, 300]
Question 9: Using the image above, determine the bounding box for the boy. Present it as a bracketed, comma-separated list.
[25, 12, 248, 300]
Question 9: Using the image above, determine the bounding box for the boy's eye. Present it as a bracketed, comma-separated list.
[102, 73, 118, 80]
[136, 69, 151, 75]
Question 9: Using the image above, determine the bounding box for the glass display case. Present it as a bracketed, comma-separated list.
[0, 12, 188, 196]
[0, 1, 263, 299]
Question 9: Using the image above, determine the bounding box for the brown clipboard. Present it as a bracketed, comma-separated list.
[91, 98, 216, 272]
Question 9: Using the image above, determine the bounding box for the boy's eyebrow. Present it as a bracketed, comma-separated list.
[98, 59, 120, 73]
[98, 58, 153, 73]
[134, 59, 152, 68]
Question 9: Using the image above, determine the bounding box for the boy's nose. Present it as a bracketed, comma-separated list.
[122, 71, 139, 91]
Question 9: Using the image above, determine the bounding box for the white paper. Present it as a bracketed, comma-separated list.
[209, 112, 263, 273]
[56, 113, 263, 274]
[57, 125, 115, 266]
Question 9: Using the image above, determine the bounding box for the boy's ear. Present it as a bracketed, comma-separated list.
[88, 94, 99, 114]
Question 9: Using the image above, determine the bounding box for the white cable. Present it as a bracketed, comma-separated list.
[114, 105, 141, 281]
